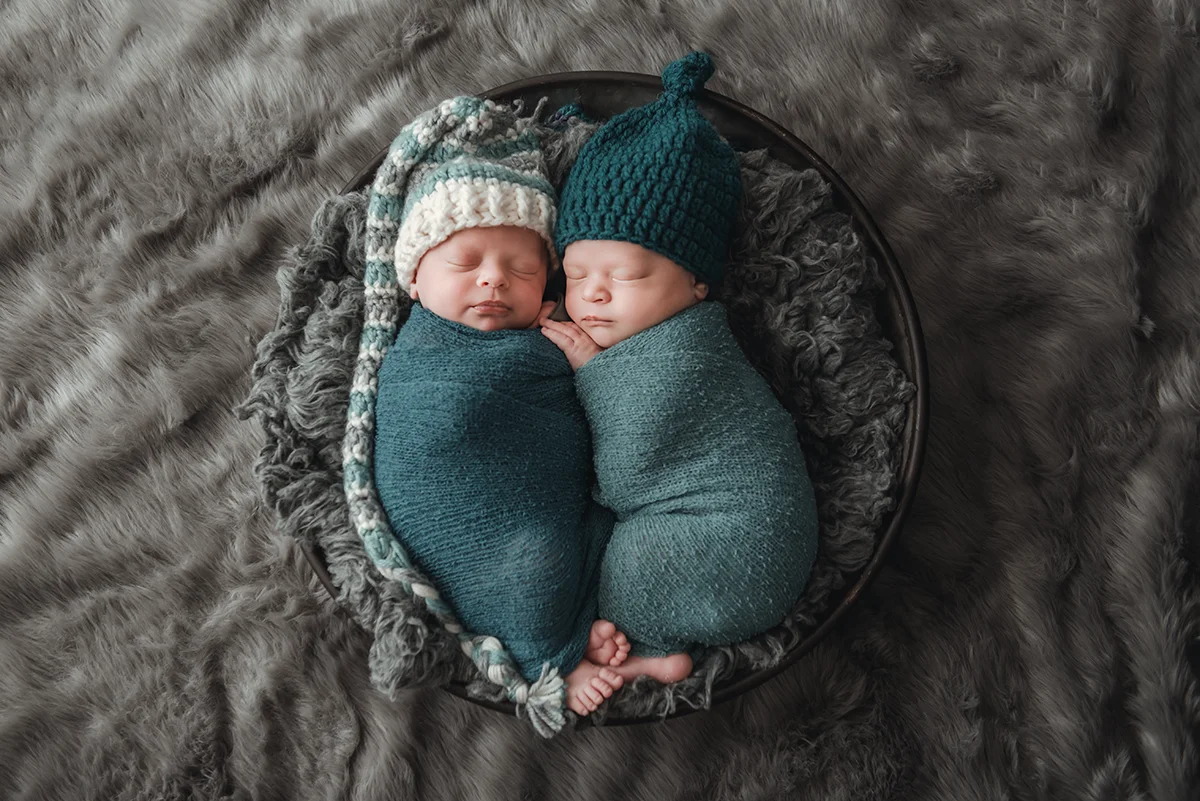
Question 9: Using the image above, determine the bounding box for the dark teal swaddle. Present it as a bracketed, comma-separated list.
[575, 301, 819, 658]
[373, 303, 612, 682]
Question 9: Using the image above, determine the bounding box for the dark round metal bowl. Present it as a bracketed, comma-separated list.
[303, 70, 930, 725]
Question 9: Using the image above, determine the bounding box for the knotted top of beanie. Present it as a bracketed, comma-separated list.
[553, 51, 743, 289]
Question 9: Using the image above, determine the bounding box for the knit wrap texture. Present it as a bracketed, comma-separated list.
[575, 301, 820, 657]
[553, 51, 742, 288]
[371, 303, 613, 682]
[369, 95, 559, 295]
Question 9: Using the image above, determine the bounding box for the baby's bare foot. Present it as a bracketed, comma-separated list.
[564, 661, 624, 716]
[585, 619, 631, 667]
[610, 652, 693, 685]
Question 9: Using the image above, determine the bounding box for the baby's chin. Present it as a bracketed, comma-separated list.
[445, 308, 538, 331]
[465, 317, 533, 331]
[581, 322, 634, 348]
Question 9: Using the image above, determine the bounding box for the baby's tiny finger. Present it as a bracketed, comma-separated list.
[543, 323, 574, 344]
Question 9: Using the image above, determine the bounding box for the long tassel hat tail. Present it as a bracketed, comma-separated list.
[343, 95, 566, 738]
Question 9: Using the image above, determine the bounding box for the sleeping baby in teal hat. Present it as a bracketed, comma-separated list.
[366, 97, 648, 716]
[538, 52, 821, 678]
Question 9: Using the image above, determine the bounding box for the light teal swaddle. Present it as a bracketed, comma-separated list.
[574, 301, 819, 658]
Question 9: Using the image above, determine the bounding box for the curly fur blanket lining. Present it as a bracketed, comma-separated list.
[2, 0, 1198, 796]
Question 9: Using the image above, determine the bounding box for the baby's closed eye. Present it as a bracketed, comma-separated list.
[563, 269, 647, 282]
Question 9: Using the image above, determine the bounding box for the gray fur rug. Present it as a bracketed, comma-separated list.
[2, 0, 1199, 798]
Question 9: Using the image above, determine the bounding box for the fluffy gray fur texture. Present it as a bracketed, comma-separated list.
[238, 109, 914, 724]
[1, 0, 1198, 797]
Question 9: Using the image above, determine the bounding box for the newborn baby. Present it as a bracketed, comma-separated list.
[540, 52, 820, 679]
[367, 97, 625, 716]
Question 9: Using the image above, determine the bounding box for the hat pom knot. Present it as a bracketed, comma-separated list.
[661, 51, 715, 97]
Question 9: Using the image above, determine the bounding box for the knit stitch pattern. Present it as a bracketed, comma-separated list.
[348, 96, 571, 736]
[372, 303, 613, 684]
[575, 301, 819, 657]
[553, 52, 742, 288]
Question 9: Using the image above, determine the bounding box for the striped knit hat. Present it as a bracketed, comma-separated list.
[368, 96, 558, 295]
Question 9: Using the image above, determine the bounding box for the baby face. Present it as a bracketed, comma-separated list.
[561, 240, 709, 348]
[410, 225, 549, 331]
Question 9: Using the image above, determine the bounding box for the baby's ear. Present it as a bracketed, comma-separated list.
[407, 265, 420, 300]
[694, 281, 709, 300]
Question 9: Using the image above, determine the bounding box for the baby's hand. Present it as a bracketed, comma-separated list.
[539, 317, 604, 370]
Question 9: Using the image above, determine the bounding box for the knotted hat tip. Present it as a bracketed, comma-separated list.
[661, 51, 715, 97]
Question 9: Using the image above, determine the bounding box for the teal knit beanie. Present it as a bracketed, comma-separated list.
[553, 51, 742, 288]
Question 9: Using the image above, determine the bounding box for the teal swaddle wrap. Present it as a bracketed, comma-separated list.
[372, 303, 613, 682]
[575, 301, 819, 658]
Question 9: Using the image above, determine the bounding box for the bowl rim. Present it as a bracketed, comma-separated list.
[313, 68, 929, 726]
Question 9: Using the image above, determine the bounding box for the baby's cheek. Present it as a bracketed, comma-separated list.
[562, 286, 584, 313]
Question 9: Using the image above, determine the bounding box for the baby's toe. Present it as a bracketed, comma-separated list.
[598, 668, 623, 688]
[587, 625, 604, 649]
[590, 676, 614, 698]
[573, 686, 598, 713]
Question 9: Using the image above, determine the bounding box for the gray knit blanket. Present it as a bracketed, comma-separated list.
[2, 0, 1198, 798]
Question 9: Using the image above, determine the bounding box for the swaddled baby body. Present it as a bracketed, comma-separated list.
[367, 99, 632, 716]
[539, 52, 820, 677]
